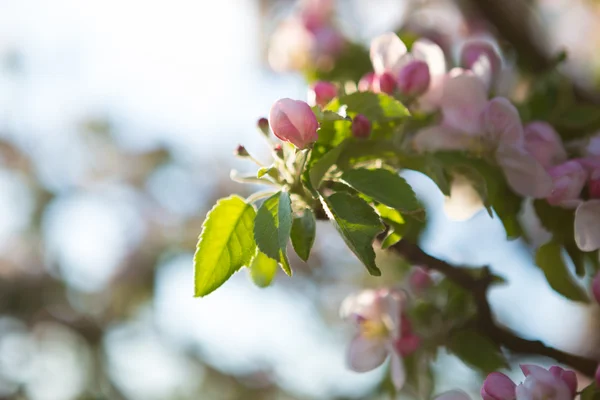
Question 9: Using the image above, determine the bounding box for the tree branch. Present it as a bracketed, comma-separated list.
[388, 238, 598, 377]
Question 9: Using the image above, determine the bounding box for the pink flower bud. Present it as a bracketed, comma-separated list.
[548, 366, 577, 397]
[547, 161, 588, 208]
[273, 144, 284, 158]
[592, 271, 600, 304]
[481, 372, 517, 400]
[310, 81, 337, 107]
[589, 169, 600, 199]
[461, 39, 502, 76]
[358, 72, 375, 92]
[394, 334, 420, 356]
[523, 122, 567, 168]
[408, 267, 432, 293]
[351, 114, 371, 139]
[397, 60, 431, 96]
[481, 97, 523, 146]
[596, 364, 600, 386]
[257, 117, 270, 136]
[374, 72, 397, 95]
[269, 98, 319, 149]
[234, 144, 249, 157]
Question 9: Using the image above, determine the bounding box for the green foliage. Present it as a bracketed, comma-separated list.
[249, 250, 278, 288]
[254, 191, 293, 276]
[306, 41, 372, 83]
[376, 204, 405, 249]
[303, 140, 348, 195]
[291, 209, 317, 261]
[340, 168, 421, 213]
[581, 382, 600, 400]
[448, 330, 508, 374]
[338, 91, 410, 121]
[194, 196, 257, 297]
[535, 241, 589, 303]
[321, 192, 385, 275]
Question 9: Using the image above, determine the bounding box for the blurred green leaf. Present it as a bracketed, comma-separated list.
[303, 141, 348, 195]
[249, 250, 278, 288]
[194, 196, 257, 297]
[339, 92, 410, 121]
[254, 191, 293, 276]
[340, 168, 421, 214]
[581, 382, 600, 400]
[535, 241, 589, 303]
[321, 192, 385, 275]
[448, 330, 508, 374]
[291, 209, 317, 262]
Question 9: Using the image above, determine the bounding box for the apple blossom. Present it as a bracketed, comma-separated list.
[585, 132, 600, 157]
[460, 38, 502, 89]
[397, 59, 431, 96]
[592, 271, 600, 304]
[340, 288, 419, 390]
[588, 168, 600, 199]
[269, 98, 318, 149]
[373, 72, 397, 94]
[309, 81, 337, 107]
[358, 72, 375, 92]
[369, 33, 407, 76]
[548, 366, 577, 397]
[435, 390, 472, 400]
[351, 114, 371, 139]
[574, 199, 600, 251]
[408, 266, 432, 293]
[546, 161, 587, 208]
[481, 372, 517, 400]
[523, 122, 567, 168]
[516, 364, 574, 400]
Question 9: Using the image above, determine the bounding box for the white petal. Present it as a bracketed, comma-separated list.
[389, 351, 406, 390]
[339, 290, 380, 321]
[435, 390, 472, 400]
[347, 335, 388, 372]
[413, 125, 474, 152]
[496, 144, 553, 198]
[370, 33, 407, 75]
[412, 39, 446, 77]
[575, 200, 600, 251]
[440, 73, 488, 135]
[444, 174, 485, 221]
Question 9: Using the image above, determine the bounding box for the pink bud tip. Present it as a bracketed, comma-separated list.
[592, 272, 600, 304]
[395, 334, 420, 357]
[351, 114, 371, 139]
[397, 60, 431, 96]
[408, 267, 432, 293]
[596, 364, 600, 386]
[589, 169, 600, 199]
[481, 372, 517, 400]
[374, 72, 397, 95]
[269, 98, 319, 149]
[234, 144, 249, 157]
[461, 39, 502, 75]
[311, 81, 338, 107]
[358, 72, 375, 92]
[257, 117, 270, 136]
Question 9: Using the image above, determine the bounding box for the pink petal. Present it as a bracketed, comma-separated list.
[339, 290, 381, 321]
[395, 335, 420, 356]
[481, 97, 524, 146]
[370, 33, 407, 75]
[412, 39, 446, 77]
[520, 364, 547, 377]
[548, 366, 577, 396]
[347, 335, 388, 372]
[435, 390, 472, 400]
[495, 144, 553, 198]
[481, 372, 517, 400]
[575, 200, 600, 251]
[389, 350, 406, 390]
[269, 98, 318, 149]
[440, 73, 488, 135]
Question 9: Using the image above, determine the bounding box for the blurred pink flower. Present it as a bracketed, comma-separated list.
[588, 168, 600, 199]
[481, 372, 517, 400]
[373, 72, 397, 95]
[516, 364, 574, 400]
[358, 72, 376, 92]
[435, 390, 472, 400]
[408, 267, 432, 293]
[309, 81, 337, 107]
[523, 122, 567, 168]
[481, 97, 524, 146]
[460, 38, 502, 89]
[575, 199, 600, 251]
[340, 288, 417, 390]
[546, 161, 587, 208]
[351, 114, 371, 139]
[397, 60, 431, 97]
[269, 98, 318, 149]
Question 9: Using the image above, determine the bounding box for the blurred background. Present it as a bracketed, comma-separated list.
[0, 0, 600, 399]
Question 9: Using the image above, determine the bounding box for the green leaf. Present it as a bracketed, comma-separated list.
[291, 209, 317, 261]
[249, 250, 278, 288]
[303, 141, 348, 195]
[341, 168, 421, 213]
[194, 196, 257, 297]
[376, 204, 405, 249]
[321, 192, 385, 275]
[257, 165, 278, 179]
[339, 91, 410, 121]
[448, 330, 508, 374]
[535, 241, 589, 303]
[254, 191, 293, 276]
[556, 104, 600, 131]
[400, 154, 450, 196]
[581, 382, 600, 400]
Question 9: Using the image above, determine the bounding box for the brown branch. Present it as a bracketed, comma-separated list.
[389, 239, 598, 377]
